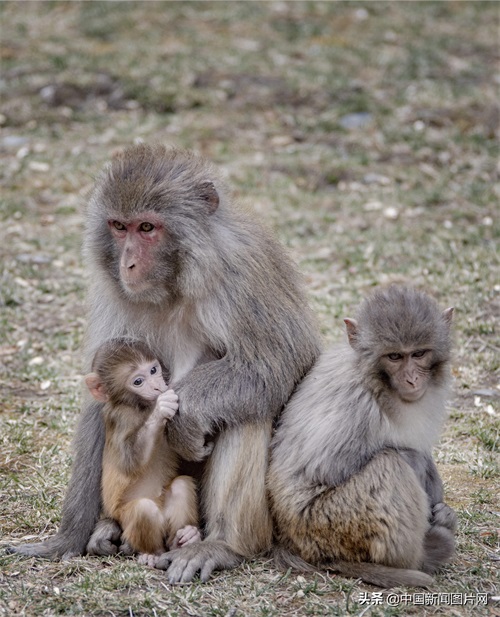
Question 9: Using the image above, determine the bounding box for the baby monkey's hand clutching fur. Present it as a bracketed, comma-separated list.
[84, 339, 201, 565]
[155, 390, 179, 421]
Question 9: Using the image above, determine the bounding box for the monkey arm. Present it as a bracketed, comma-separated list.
[167, 356, 297, 461]
[396, 448, 444, 505]
[123, 411, 167, 471]
[396, 447, 456, 531]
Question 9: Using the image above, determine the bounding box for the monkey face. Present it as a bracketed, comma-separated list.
[107, 212, 177, 302]
[126, 359, 168, 401]
[379, 349, 433, 402]
[86, 145, 226, 306]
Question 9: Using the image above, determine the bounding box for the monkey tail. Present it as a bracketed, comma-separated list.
[272, 547, 434, 588]
[272, 546, 318, 573]
[329, 560, 434, 588]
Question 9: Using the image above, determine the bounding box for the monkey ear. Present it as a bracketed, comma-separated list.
[85, 373, 109, 403]
[344, 318, 359, 348]
[442, 307, 454, 326]
[198, 181, 219, 215]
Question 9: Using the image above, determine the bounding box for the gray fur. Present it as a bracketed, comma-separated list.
[268, 285, 456, 587]
[9, 145, 321, 573]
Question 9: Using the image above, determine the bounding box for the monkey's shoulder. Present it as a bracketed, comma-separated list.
[284, 344, 371, 414]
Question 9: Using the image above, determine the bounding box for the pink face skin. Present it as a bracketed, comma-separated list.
[378, 350, 433, 402]
[108, 213, 166, 293]
[127, 359, 168, 401]
[344, 317, 436, 404]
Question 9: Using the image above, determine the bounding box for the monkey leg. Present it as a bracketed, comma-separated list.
[156, 421, 274, 583]
[120, 498, 165, 555]
[420, 501, 457, 573]
[422, 524, 455, 574]
[86, 518, 122, 556]
[161, 475, 199, 548]
[203, 420, 274, 556]
[271, 449, 429, 570]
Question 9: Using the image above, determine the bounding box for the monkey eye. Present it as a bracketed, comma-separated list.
[113, 221, 126, 231]
[133, 377, 144, 387]
[139, 222, 154, 232]
[387, 353, 403, 361]
[412, 349, 428, 358]
[150, 365, 157, 375]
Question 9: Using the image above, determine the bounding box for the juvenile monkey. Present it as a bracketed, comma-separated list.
[85, 339, 201, 566]
[268, 286, 457, 587]
[9, 145, 321, 583]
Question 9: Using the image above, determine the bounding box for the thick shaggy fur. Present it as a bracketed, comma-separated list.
[9, 146, 320, 581]
[268, 286, 456, 587]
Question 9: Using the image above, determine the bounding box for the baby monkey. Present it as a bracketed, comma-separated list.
[85, 339, 200, 566]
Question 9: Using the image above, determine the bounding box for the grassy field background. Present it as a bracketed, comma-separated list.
[0, 2, 498, 615]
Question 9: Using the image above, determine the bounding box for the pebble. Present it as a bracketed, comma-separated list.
[28, 161, 50, 172]
[16, 254, 52, 264]
[383, 207, 399, 220]
[1, 135, 29, 149]
[339, 112, 373, 130]
[363, 173, 391, 185]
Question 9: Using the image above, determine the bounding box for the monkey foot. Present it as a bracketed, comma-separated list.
[155, 540, 243, 583]
[138, 553, 160, 568]
[169, 525, 202, 549]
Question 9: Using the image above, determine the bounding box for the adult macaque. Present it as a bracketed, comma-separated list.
[85, 339, 201, 566]
[268, 286, 457, 587]
[10, 144, 321, 583]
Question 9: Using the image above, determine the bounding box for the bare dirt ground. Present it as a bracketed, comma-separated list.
[0, 2, 498, 616]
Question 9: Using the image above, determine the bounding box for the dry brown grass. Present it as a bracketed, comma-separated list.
[1, 2, 498, 615]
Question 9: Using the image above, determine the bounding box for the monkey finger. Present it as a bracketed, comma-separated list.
[158, 390, 178, 403]
[176, 525, 201, 547]
[432, 502, 458, 532]
[175, 442, 208, 462]
[200, 558, 217, 583]
[157, 401, 179, 419]
[118, 540, 135, 556]
[155, 548, 201, 584]
[154, 550, 175, 571]
[86, 518, 122, 556]
[87, 538, 118, 556]
[177, 557, 203, 584]
[167, 557, 196, 584]
[138, 553, 159, 568]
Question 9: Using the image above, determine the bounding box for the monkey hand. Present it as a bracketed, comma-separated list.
[86, 518, 123, 556]
[431, 502, 458, 533]
[169, 525, 202, 549]
[166, 416, 213, 462]
[155, 540, 243, 583]
[174, 432, 213, 462]
[155, 389, 179, 421]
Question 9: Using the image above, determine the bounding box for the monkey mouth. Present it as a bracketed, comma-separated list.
[122, 280, 150, 293]
[120, 281, 167, 305]
[400, 389, 424, 403]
